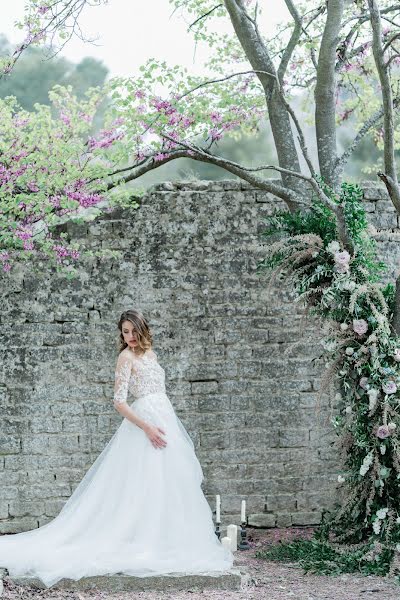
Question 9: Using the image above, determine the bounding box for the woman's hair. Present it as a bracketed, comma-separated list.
[117, 309, 153, 355]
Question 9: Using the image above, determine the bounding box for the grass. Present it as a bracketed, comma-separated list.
[255, 538, 394, 577]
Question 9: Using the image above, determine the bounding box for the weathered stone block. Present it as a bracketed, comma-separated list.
[247, 513, 276, 528]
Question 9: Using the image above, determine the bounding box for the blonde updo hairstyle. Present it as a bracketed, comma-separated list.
[117, 309, 153, 355]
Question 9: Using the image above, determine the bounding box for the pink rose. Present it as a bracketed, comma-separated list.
[353, 319, 368, 336]
[376, 425, 390, 439]
[382, 381, 397, 395]
[359, 377, 369, 389]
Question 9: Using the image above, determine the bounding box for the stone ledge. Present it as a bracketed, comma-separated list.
[1, 569, 244, 593]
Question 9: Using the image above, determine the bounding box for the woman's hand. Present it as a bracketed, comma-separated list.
[144, 424, 167, 449]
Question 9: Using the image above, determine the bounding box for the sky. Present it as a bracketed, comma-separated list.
[1, 1, 290, 77]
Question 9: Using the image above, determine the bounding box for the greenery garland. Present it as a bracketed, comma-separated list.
[257, 182, 400, 573]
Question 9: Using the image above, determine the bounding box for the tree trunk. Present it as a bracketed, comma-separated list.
[315, 0, 344, 189]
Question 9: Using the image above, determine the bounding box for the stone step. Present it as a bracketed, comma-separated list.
[1, 568, 244, 594]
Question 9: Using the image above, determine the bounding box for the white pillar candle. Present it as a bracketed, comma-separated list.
[216, 494, 221, 522]
[226, 523, 238, 551]
[241, 499, 246, 523]
[221, 536, 232, 551]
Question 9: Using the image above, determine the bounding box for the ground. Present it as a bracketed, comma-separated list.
[2, 528, 399, 600]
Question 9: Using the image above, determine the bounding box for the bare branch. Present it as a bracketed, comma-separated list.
[314, 0, 345, 188]
[188, 4, 223, 30]
[335, 97, 400, 175]
[106, 144, 306, 211]
[278, 0, 302, 82]
[223, 0, 302, 195]
[367, 0, 400, 215]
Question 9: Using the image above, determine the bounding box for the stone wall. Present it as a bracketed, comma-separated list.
[0, 180, 399, 534]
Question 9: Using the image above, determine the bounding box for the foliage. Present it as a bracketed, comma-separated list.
[256, 538, 395, 577]
[0, 88, 140, 277]
[258, 181, 400, 569]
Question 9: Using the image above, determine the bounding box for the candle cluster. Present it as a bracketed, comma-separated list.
[214, 496, 249, 552]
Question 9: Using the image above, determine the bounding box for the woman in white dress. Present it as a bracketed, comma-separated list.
[0, 309, 233, 587]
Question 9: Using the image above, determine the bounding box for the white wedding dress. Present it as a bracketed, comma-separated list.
[0, 349, 233, 587]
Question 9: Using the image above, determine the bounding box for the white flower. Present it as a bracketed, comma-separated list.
[396, 544, 400, 553]
[335, 393, 342, 401]
[327, 240, 340, 254]
[396, 516, 400, 525]
[388, 422, 397, 433]
[367, 388, 379, 401]
[345, 406, 352, 414]
[380, 444, 386, 455]
[376, 508, 388, 520]
[345, 347, 354, 356]
[337, 475, 345, 483]
[373, 519, 381, 535]
[340, 322, 349, 331]
[394, 349, 400, 362]
[347, 281, 356, 291]
[360, 451, 374, 476]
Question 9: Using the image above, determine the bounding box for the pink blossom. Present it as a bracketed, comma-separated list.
[376, 425, 390, 439]
[135, 90, 145, 99]
[353, 319, 368, 335]
[78, 112, 92, 123]
[2, 263, 11, 272]
[15, 228, 33, 241]
[59, 112, 71, 126]
[27, 181, 39, 193]
[88, 127, 124, 151]
[210, 111, 223, 124]
[209, 128, 223, 141]
[382, 381, 397, 395]
[181, 116, 194, 128]
[23, 240, 34, 251]
[154, 153, 168, 162]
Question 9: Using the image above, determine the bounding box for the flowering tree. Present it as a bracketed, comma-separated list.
[3, 0, 400, 564]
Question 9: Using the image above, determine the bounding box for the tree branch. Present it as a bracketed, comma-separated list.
[335, 97, 400, 176]
[277, 0, 302, 82]
[223, 0, 303, 197]
[314, 0, 345, 189]
[106, 143, 306, 211]
[367, 0, 400, 215]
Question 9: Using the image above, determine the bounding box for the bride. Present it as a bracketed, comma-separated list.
[0, 309, 234, 587]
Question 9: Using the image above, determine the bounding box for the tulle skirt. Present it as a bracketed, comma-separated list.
[0, 392, 233, 587]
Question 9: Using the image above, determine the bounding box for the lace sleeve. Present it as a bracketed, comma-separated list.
[113, 353, 133, 405]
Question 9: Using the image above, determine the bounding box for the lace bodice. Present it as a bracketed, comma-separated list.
[113, 349, 166, 403]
